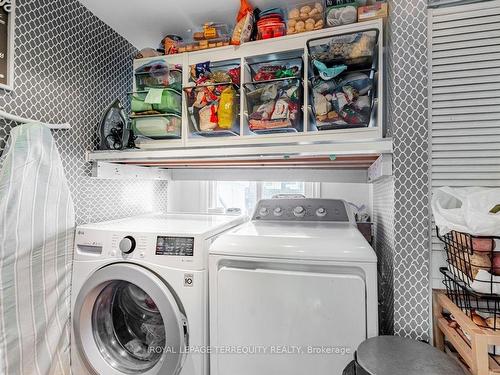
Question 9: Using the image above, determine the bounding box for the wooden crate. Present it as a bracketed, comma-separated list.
[433, 290, 500, 375]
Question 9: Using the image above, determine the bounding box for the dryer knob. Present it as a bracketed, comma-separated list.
[119, 236, 136, 254]
[316, 207, 327, 217]
[293, 206, 306, 218]
[273, 207, 283, 216]
[259, 207, 269, 217]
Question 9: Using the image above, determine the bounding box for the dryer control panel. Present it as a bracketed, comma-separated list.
[252, 199, 353, 223]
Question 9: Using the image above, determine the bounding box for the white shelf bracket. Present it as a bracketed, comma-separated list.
[367, 154, 393, 183]
[91, 161, 171, 181]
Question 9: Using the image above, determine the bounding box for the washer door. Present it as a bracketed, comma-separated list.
[74, 263, 188, 375]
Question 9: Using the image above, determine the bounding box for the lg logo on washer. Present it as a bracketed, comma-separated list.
[184, 273, 194, 287]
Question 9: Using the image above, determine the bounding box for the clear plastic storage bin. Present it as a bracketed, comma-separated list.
[307, 29, 379, 69]
[134, 60, 182, 91]
[243, 77, 303, 134]
[184, 82, 240, 137]
[131, 114, 182, 139]
[286, 1, 325, 35]
[129, 89, 182, 116]
[248, 56, 303, 82]
[307, 29, 379, 131]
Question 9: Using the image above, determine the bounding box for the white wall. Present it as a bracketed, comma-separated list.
[321, 183, 372, 220]
[167, 180, 373, 219]
[167, 181, 209, 213]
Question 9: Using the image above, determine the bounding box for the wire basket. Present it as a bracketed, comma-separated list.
[441, 268, 500, 336]
[243, 77, 303, 134]
[437, 228, 500, 295]
[183, 82, 240, 137]
[247, 56, 303, 82]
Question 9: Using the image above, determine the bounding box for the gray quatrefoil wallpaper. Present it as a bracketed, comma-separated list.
[0, 0, 169, 225]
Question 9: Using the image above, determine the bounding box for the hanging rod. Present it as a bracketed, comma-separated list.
[0, 109, 71, 130]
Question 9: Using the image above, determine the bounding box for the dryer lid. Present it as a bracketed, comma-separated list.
[209, 221, 377, 263]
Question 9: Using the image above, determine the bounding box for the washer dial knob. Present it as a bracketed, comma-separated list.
[259, 207, 269, 217]
[316, 207, 327, 217]
[293, 206, 306, 218]
[119, 236, 136, 254]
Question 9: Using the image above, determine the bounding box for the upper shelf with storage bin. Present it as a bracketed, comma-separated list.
[129, 19, 384, 150]
[131, 57, 184, 144]
[184, 59, 241, 138]
[307, 29, 379, 131]
[243, 50, 304, 135]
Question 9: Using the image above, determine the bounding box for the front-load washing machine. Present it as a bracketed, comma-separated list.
[71, 212, 246, 375]
[209, 199, 378, 375]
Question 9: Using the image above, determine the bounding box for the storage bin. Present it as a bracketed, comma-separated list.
[184, 82, 240, 137]
[243, 77, 303, 134]
[257, 21, 286, 40]
[247, 56, 303, 82]
[256, 9, 286, 40]
[325, 1, 358, 27]
[441, 268, 500, 338]
[309, 69, 376, 131]
[286, 1, 325, 34]
[130, 92, 153, 113]
[189, 61, 241, 85]
[307, 29, 379, 131]
[307, 29, 379, 69]
[129, 89, 182, 116]
[178, 37, 230, 53]
[131, 114, 182, 139]
[358, 3, 389, 23]
[135, 68, 182, 91]
[134, 59, 182, 91]
[438, 228, 500, 295]
[201, 22, 231, 40]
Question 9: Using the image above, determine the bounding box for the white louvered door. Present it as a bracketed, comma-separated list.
[429, 0, 500, 288]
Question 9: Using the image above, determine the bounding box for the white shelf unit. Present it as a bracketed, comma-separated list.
[131, 19, 384, 149]
[86, 137, 392, 183]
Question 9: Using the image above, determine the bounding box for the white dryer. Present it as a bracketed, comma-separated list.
[209, 199, 378, 375]
[71, 212, 246, 375]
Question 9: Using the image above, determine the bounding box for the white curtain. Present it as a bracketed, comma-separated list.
[0, 124, 75, 375]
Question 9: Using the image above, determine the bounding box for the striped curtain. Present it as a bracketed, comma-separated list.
[0, 124, 75, 375]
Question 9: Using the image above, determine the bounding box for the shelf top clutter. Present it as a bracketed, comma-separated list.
[133, 19, 383, 66]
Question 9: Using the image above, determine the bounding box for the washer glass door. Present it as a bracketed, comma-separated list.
[74, 263, 187, 375]
[93, 281, 166, 373]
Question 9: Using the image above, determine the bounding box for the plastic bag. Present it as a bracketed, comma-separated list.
[154, 89, 181, 113]
[218, 86, 236, 129]
[231, 0, 254, 45]
[199, 103, 218, 131]
[432, 187, 500, 236]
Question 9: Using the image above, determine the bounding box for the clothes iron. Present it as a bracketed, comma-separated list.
[97, 99, 131, 150]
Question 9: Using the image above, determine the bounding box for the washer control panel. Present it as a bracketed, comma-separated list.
[252, 199, 352, 222]
[156, 236, 194, 257]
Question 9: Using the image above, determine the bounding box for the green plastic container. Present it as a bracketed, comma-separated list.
[154, 89, 182, 114]
[131, 114, 182, 139]
[130, 92, 153, 113]
[129, 89, 182, 115]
